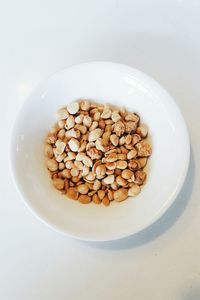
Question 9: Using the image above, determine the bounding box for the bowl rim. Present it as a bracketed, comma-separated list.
[9, 61, 190, 242]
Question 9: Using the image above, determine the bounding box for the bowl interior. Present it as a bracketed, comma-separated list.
[10, 62, 190, 241]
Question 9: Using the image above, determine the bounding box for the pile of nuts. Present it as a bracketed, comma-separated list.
[45, 100, 152, 205]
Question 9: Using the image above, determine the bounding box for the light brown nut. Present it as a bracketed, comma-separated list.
[89, 108, 98, 116]
[61, 169, 71, 179]
[117, 153, 127, 160]
[88, 190, 97, 196]
[102, 196, 110, 206]
[66, 187, 79, 200]
[82, 155, 93, 167]
[103, 175, 115, 185]
[78, 141, 87, 153]
[65, 115, 75, 130]
[85, 172, 96, 182]
[77, 184, 89, 194]
[92, 194, 101, 204]
[105, 119, 113, 125]
[113, 188, 128, 202]
[51, 172, 58, 180]
[132, 134, 141, 145]
[68, 138, 80, 152]
[78, 195, 91, 204]
[67, 102, 79, 115]
[95, 164, 106, 177]
[52, 178, 65, 190]
[127, 148, 137, 160]
[120, 146, 128, 154]
[97, 190, 106, 200]
[121, 169, 133, 180]
[111, 182, 118, 190]
[101, 109, 112, 119]
[58, 162, 65, 170]
[76, 152, 86, 161]
[125, 144, 134, 150]
[75, 114, 84, 124]
[136, 126, 148, 138]
[74, 160, 84, 171]
[46, 135, 57, 144]
[98, 119, 106, 129]
[93, 179, 101, 191]
[58, 120, 65, 129]
[115, 168, 122, 176]
[125, 135, 132, 144]
[111, 111, 121, 122]
[75, 124, 87, 134]
[95, 138, 107, 152]
[65, 151, 76, 161]
[105, 124, 112, 132]
[116, 160, 128, 169]
[83, 115, 92, 127]
[128, 184, 141, 196]
[128, 160, 140, 171]
[57, 129, 66, 139]
[47, 158, 58, 171]
[80, 100, 90, 111]
[116, 176, 127, 186]
[55, 140, 66, 154]
[125, 121, 137, 133]
[138, 157, 148, 168]
[102, 132, 111, 146]
[57, 108, 69, 120]
[44, 144, 54, 158]
[69, 181, 75, 187]
[88, 128, 103, 142]
[55, 153, 66, 163]
[93, 112, 101, 121]
[135, 141, 152, 157]
[82, 165, 90, 177]
[113, 121, 125, 136]
[134, 170, 147, 185]
[119, 107, 126, 118]
[65, 128, 81, 139]
[65, 161, 74, 169]
[106, 162, 117, 170]
[70, 167, 79, 177]
[106, 169, 114, 175]
[106, 152, 118, 162]
[89, 121, 98, 131]
[119, 136, 125, 145]
[125, 113, 139, 123]
[87, 148, 102, 160]
[71, 176, 80, 183]
[110, 134, 119, 146]
[107, 190, 114, 201]
[49, 124, 59, 135]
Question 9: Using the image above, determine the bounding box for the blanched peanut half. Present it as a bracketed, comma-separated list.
[80, 100, 90, 111]
[106, 152, 118, 162]
[110, 134, 119, 146]
[116, 176, 127, 187]
[83, 115, 92, 127]
[127, 148, 137, 160]
[68, 138, 80, 152]
[78, 195, 91, 204]
[88, 128, 103, 142]
[65, 160, 74, 169]
[107, 190, 114, 201]
[136, 125, 148, 138]
[116, 160, 127, 169]
[103, 175, 115, 185]
[52, 178, 64, 190]
[111, 111, 121, 122]
[121, 169, 133, 180]
[92, 194, 101, 204]
[65, 115, 75, 130]
[102, 196, 110, 206]
[57, 108, 69, 120]
[70, 167, 79, 177]
[75, 114, 84, 124]
[67, 102, 79, 114]
[135, 141, 152, 157]
[101, 108, 112, 119]
[97, 190, 105, 200]
[128, 184, 141, 196]
[77, 184, 89, 194]
[95, 164, 106, 177]
[113, 188, 128, 202]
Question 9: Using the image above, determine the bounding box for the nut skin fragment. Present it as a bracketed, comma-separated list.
[66, 187, 79, 200]
[78, 195, 91, 204]
[128, 184, 141, 196]
[113, 188, 128, 202]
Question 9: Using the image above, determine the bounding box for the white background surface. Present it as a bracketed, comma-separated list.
[0, 0, 199, 299]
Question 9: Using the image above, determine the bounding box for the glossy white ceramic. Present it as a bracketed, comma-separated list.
[10, 62, 190, 241]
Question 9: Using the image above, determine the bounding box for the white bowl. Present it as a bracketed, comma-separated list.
[10, 62, 190, 241]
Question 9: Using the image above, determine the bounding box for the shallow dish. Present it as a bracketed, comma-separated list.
[10, 62, 190, 241]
